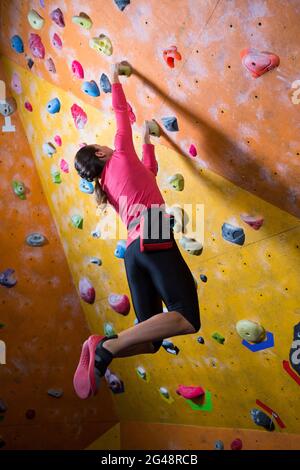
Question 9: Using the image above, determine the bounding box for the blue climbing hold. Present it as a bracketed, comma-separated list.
[222, 223, 245, 246]
[100, 73, 112, 93]
[81, 80, 100, 97]
[114, 0, 130, 11]
[215, 440, 224, 450]
[162, 116, 179, 132]
[0, 269, 17, 288]
[47, 98, 61, 114]
[11, 35, 24, 53]
[162, 340, 179, 355]
[200, 274, 207, 283]
[79, 178, 94, 194]
[114, 240, 126, 259]
[250, 409, 275, 431]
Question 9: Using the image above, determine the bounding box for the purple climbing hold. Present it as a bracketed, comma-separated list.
[72, 60, 84, 79]
[51, 8, 65, 27]
[105, 369, 124, 394]
[197, 336, 205, 344]
[114, 0, 130, 11]
[52, 33, 63, 49]
[0, 269, 17, 288]
[108, 294, 130, 316]
[40, 0, 45, 7]
[11, 72, 22, 94]
[46, 58, 56, 73]
[29, 33, 45, 59]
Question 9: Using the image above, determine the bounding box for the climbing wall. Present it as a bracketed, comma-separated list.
[1, 0, 300, 450]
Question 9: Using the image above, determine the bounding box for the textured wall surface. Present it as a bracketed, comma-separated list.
[0, 0, 300, 450]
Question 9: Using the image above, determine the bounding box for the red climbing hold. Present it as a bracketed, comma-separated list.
[189, 144, 197, 157]
[71, 104, 87, 129]
[108, 294, 130, 315]
[54, 135, 62, 146]
[176, 385, 205, 399]
[79, 278, 95, 304]
[52, 33, 62, 49]
[163, 46, 182, 68]
[71, 60, 84, 79]
[240, 48, 280, 78]
[240, 214, 264, 230]
[29, 33, 45, 59]
[231, 438, 243, 450]
[24, 101, 33, 112]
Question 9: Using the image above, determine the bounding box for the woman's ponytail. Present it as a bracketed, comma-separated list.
[94, 177, 107, 206]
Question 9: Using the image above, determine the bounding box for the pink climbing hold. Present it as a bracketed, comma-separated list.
[71, 60, 84, 79]
[52, 33, 63, 49]
[163, 45, 182, 68]
[127, 102, 136, 124]
[24, 101, 33, 112]
[46, 58, 56, 73]
[54, 135, 62, 146]
[60, 159, 69, 173]
[231, 438, 243, 451]
[71, 104, 88, 129]
[79, 278, 95, 304]
[240, 48, 280, 78]
[189, 144, 197, 157]
[51, 8, 65, 27]
[29, 33, 45, 59]
[108, 294, 130, 316]
[176, 385, 205, 400]
[240, 214, 264, 230]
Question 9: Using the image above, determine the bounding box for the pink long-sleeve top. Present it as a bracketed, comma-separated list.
[100, 83, 165, 247]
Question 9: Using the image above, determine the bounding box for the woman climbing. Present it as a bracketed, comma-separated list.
[73, 62, 200, 399]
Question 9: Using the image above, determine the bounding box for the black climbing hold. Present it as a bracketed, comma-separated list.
[197, 336, 205, 344]
[289, 322, 300, 376]
[250, 408, 275, 431]
[114, 0, 130, 11]
[215, 440, 224, 450]
[222, 223, 245, 246]
[27, 58, 34, 69]
[47, 388, 63, 398]
[200, 274, 207, 282]
[162, 340, 179, 355]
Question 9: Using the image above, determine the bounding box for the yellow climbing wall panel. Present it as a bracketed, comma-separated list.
[2, 57, 300, 435]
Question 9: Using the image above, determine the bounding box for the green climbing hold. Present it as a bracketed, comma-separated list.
[168, 173, 184, 191]
[104, 322, 116, 337]
[147, 119, 161, 137]
[12, 180, 26, 199]
[51, 166, 61, 184]
[71, 214, 83, 229]
[72, 12, 93, 29]
[212, 332, 225, 344]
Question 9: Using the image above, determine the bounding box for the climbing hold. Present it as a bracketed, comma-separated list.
[162, 340, 179, 355]
[168, 173, 184, 191]
[236, 320, 266, 343]
[100, 73, 111, 93]
[212, 332, 225, 344]
[250, 408, 275, 431]
[214, 440, 224, 450]
[25, 409, 36, 420]
[47, 388, 63, 398]
[71, 60, 84, 79]
[0, 400, 7, 413]
[54, 135, 62, 147]
[24, 101, 33, 112]
[71, 214, 83, 229]
[43, 142, 56, 157]
[27, 58, 34, 69]
[289, 322, 300, 376]
[79, 278, 95, 304]
[127, 102, 136, 124]
[26, 233, 47, 247]
[52, 33, 62, 50]
[200, 274, 207, 283]
[46, 58, 56, 74]
[0, 269, 17, 288]
[60, 159, 69, 173]
[40, 0, 45, 7]
[105, 369, 124, 394]
[114, 0, 130, 11]
[51, 166, 61, 184]
[231, 439, 242, 450]
[136, 366, 147, 380]
[163, 46, 182, 68]
[12, 180, 26, 199]
[162, 116, 179, 132]
[72, 12, 93, 29]
[242, 331, 274, 352]
[89, 34, 113, 56]
[222, 223, 245, 246]
[89, 257, 102, 266]
[197, 336, 205, 344]
[189, 144, 197, 157]
[179, 236, 203, 256]
[240, 213, 264, 230]
[291, 80, 300, 105]
[91, 228, 101, 238]
[159, 387, 170, 399]
[176, 385, 205, 400]
[79, 178, 94, 194]
[11, 72, 22, 94]
[147, 119, 161, 137]
[50, 8, 65, 27]
[27, 9, 45, 29]
[118, 61, 132, 77]
[240, 48, 280, 79]
[114, 240, 126, 259]
[29, 33, 45, 59]
[47, 98, 61, 114]
[71, 104, 87, 129]
[108, 294, 130, 316]
[10, 35, 24, 53]
[81, 80, 100, 97]
[104, 323, 116, 337]
[0, 98, 17, 116]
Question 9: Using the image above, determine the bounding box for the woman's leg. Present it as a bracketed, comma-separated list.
[114, 341, 155, 357]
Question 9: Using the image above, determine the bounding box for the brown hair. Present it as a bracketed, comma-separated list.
[74, 145, 107, 206]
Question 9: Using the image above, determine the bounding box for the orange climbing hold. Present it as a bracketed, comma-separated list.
[163, 45, 182, 68]
[240, 48, 280, 78]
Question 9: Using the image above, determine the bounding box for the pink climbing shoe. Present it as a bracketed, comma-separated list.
[73, 335, 105, 399]
[240, 48, 280, 78]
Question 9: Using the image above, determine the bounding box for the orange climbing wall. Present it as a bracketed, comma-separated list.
[0, 62, 118, 449]
[1, 0, 300, 451]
